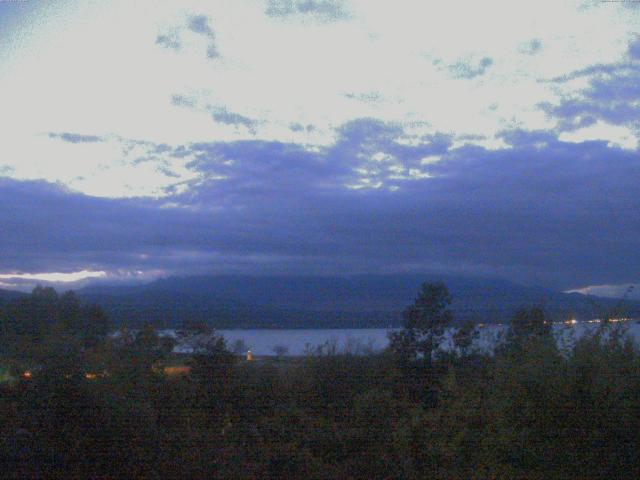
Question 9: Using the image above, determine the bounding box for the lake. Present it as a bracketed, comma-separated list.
[165, 319, 640, 356]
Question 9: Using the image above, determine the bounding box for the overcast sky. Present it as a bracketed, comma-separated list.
[0, 0, 639, 295]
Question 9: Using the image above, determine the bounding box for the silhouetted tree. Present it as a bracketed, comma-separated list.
[80, 304, 110, 347]
[503, 306, 551, 351]
[58, 290, 81, 333]
[272, 344, 289, 359]
[390, 282, 453, 367]
[453, 321, 478, 357]
[231, 338, 249, 355]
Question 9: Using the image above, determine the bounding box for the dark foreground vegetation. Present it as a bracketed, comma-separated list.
[1, 284, 640, 479]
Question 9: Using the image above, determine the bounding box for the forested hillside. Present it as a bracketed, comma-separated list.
[78, 274, 640, 328]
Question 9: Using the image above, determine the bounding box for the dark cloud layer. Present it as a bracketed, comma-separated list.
[629, 36, 640, 60]
[3, 112, 639, 290]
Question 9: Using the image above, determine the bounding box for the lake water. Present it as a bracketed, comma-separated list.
[165, 320, 640, 356]
[217, 328, 393, 356]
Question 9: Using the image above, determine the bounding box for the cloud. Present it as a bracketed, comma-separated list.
[170, 94, 197, 108]
[519, 38, 542, 55]
[210, 106, 257, 132]
[188, 14, 215, 37]
[155, 33, 181, 51]
[289, 122, 315, 133]
[265, 0, 351, 22]
[48, 132, 104, 143]
[155, 14, 219, 59]
[11, 134, 198, 198]
[567, 284, 640, 301]
[541, 58, 640, 141]
[3, 2, 640, 291]
[170, 94, 257, 132]
[187, 14, 219, 58]
[343, 91, 384, 105]
[433, 56, 493, 80]
[2, 120, 640, 290]
[0, 270, 106, 286]
[0, 177, 208, 274]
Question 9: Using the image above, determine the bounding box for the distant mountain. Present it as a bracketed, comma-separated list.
[76, 274, 640, 329]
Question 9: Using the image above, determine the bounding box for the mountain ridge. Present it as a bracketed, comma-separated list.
[74, 274, 640, 328]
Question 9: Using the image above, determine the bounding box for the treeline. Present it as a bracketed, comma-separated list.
[0, 286, 110, 359]
[1, 284, 639, 478]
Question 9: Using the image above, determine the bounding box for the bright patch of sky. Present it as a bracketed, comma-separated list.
[0, 268, 169, 291]
[0, 0, 638, 199]
[0, 270, 106, 283]
[559, 121, 638, 150]
[567, 284, 640, 301]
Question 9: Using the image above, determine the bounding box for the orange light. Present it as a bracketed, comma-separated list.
[22, 371, 32, 379]
[85, 373, 98, 380]
[163, 366, 191, 376]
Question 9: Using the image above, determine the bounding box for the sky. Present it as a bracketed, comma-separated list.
[0, 0, 639, 296]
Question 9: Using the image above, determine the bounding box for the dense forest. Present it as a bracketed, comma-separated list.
[1, 284, 640, 479]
